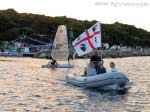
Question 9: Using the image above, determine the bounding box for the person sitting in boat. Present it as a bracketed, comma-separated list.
[90, 50, 102, 73]
[84, 62, 97, 76]
[97, 61, 107, 74]
[49, 56, 58, 67]
[110, 62, 118, 72]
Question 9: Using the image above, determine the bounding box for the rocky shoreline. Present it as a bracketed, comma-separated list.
[101, 50, 150, 58]
[33, 49, 150, 59]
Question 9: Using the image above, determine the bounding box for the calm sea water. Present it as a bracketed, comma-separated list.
[0, 56, 150, 112]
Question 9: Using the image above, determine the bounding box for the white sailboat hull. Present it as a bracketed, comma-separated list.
[42, 64, 74, 68]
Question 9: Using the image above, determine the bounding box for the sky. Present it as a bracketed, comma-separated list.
[0, 0, 150, 31]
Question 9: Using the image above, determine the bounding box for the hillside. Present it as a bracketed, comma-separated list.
[0, 9, 150, 47]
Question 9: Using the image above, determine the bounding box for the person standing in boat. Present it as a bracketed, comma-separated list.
[90, 50, 102, 73]
[68, 55, 72, 65]
[110, 62, 118, 72]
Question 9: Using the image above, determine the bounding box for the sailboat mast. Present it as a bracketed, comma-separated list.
[66, 24, 70, 64]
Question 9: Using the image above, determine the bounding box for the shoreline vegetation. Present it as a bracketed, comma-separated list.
[0, 9, 150, 48]
[0, 9, 150, 59]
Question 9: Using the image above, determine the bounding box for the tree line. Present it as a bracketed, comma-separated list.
[0, 9, 150, 47]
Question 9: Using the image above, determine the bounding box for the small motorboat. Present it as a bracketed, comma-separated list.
[66, 72, 129, 89]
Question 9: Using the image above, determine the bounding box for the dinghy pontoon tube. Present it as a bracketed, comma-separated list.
[66, 72, 129, 88]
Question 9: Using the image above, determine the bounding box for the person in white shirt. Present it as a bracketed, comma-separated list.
[84, 62, 97, 76]
[110, 62, 118, 72]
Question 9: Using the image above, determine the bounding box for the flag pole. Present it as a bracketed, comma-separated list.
[84, 28, 89, 66]
[98, 21, 103, 61]
[66, 24, 70, 65]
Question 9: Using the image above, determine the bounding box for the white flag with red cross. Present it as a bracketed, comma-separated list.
[72, 22, 101, 56]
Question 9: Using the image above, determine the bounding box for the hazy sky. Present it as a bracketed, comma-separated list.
[0, 0, 150, 31]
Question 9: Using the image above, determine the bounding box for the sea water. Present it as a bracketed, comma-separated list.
[0, 56, 150, 112]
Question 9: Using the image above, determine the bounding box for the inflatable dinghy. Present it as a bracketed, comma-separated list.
[66, 72, 129, 89]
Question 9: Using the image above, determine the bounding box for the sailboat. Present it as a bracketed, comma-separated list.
[42, 25, 74, 68]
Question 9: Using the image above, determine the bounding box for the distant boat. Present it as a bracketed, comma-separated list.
[0, 34, 52, 57]
[42, 25, 74, 68]
[0, 45, 50, 57]
[19, 44, 51, 57]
